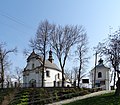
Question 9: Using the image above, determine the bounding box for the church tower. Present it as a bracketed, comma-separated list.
[91, 58, 110, 90]
[48, 48, 54, 63]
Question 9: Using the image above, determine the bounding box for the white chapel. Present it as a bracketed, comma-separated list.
[23, 50, 71, 87]
[90, 58, 110, 90]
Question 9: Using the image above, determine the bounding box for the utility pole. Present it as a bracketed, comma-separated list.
[94, 52, 97, 88]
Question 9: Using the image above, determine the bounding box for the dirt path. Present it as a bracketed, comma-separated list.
[48, 90, 115, 105]
[1, 91, 15, 105]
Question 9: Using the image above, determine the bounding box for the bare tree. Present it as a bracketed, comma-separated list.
[29, 20, 53, 87]
[72, 66, 87, 87]
[75, 34, 89, 87]
[72, 67, 78, 82]
[12, 67, 23, 87]
[72, 67, 78, 87]
[0, 42, 17, 88]
[50, 25, 86, 87]
[64, 69, 72, 81]
[95, 29, 120, 95]
[5, 73, 13, 88]
[23, 49, 31, 57]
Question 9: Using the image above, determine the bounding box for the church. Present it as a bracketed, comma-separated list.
[23, 49, 71, 87]
[90, 58, 110, 90]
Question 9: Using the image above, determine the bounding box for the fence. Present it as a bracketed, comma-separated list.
[0, 82, 92, 89]
[0, 82, 61, 88]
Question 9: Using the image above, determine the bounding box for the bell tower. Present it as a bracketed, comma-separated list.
[48, 48, 54, 63]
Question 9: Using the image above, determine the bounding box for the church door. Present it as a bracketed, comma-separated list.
[29, 79, 36, 88]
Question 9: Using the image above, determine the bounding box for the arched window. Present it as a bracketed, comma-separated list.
[32, 63, 34, 69]
[98, 72, 102, 78]
[58, 73, 60, 79]
[29, 79, 36, 87]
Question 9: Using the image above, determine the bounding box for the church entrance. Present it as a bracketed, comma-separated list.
[29, 79, 36, 88]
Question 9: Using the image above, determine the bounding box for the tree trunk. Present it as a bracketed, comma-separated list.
[94, 52, 97, 88]
[115, 77, 120, 96]
[78, 64, 81, 88]
[1, 58, 4, 89]
[113, 72, 116, 89]
[41, 34, 46, 87]
[62, 67, 65, 87]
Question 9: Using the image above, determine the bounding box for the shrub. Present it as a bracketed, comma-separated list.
[79, 90, 90, 96]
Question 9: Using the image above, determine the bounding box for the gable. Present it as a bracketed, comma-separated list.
[25, 58, 42, 70]
[25, 51, 61, 72]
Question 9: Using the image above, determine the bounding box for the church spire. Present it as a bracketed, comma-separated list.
[98, 58, 103, 65]
[48, 48, 54, 63]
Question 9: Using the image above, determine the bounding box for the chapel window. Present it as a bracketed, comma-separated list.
[98, 72, 102, 78]
[32, 63, 34, 69]
[46, 71, 50, 77]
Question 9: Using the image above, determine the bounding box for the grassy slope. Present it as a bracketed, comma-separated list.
[0, 88, 15, 105]
[64, 92, 120, 105]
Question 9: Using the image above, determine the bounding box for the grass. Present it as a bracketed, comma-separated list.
[8, 87, 92, 104]
[7, 88, 103, 104]
[64, 92, 120, 105]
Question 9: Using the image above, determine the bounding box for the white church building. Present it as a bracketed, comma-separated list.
[90, 58, 110, 90]
[23, 50, 71, 87]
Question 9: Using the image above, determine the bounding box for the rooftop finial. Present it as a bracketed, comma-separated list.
[98, 58, 103, 65]
[32, 49, 35, 54]
[48, 48, 53, 63]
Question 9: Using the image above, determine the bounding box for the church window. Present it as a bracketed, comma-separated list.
[98, 72, 102, 78]
[46, 71, 50, 77]
[58, 73, 60, 79]
[32, 63, 34, 69]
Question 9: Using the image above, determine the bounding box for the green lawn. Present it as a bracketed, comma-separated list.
[64, 92, 120, 105]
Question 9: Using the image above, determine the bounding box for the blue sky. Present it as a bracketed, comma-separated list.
[0, 0, 120, 72]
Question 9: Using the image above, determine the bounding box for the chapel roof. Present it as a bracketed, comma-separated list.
[26, 50, 61, 72]
[92, 58, 110, 70]
[27, 50, 39, 62]
[45, 60, 61, 71]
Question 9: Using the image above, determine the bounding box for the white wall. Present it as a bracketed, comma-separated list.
[91, 67, 110, 90]
[26, 58, 41, 70]
[23, 55, 71, 87]
[44, 68, 62, 87]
